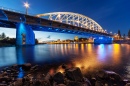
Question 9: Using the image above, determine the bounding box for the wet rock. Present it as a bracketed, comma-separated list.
[95, 70, 129, 86]
[65, 67, 83, 82]
[66, 81, 88, 86]
[22, 63, 32, 71]
[126, 83, 130, 86]
[1, 64, 130, 86]
[30, 65, 39, 72]
[95, 81, 103, 86]
[13, 78, 23, 86]
[53, 72, 64, 85]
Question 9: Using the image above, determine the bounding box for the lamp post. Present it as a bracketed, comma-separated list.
[24, 2, 30, 15]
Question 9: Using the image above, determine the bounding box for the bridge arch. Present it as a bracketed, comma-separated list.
[36, 12, 105, 33]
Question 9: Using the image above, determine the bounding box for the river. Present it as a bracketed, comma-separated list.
[0, 44, 130, 78]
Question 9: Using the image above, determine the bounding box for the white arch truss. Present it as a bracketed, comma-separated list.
[36, 12, 105, 32]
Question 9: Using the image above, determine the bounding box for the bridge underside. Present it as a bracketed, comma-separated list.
[0, 20, 113, 45]
[0, 22, 113, 45]
[0, 9, 113, 45]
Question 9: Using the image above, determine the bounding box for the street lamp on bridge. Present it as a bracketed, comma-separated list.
[24, 2, 30, 15]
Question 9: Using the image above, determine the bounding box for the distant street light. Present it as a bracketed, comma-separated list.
[24, 2, 30, 15]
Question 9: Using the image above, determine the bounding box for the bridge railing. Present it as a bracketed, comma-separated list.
[0, 6, 35, 16]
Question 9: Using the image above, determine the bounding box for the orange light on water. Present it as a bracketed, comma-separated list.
[112, 44, 121, 64]
[74, 44, 79, 53]
[87, 44, 92, 53]
[81, 44, 84, 53]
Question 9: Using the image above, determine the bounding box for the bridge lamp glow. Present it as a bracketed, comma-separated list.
[24, 2, 30, 15]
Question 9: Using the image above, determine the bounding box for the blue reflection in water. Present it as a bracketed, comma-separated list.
[97, 44, 106, 61]
[16, 46, 25, 78]
[0, 47, 17, 67]
[16, 46, 35, 78]
[16, 46, 25, 65]
[16, 46, 35, 65]
[18, 67, 24, 78]
[108, 45, 112, 49]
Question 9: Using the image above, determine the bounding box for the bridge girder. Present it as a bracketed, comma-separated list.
[36, 12, 106, 33]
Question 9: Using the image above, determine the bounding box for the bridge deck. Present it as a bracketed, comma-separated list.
[0, 9, 112, 37]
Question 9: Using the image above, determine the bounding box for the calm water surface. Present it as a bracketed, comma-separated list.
[0, 44, 130, 78]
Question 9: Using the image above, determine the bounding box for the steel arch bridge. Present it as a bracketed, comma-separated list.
[36, 12, 106, 33]
[0, 9, 113, 45]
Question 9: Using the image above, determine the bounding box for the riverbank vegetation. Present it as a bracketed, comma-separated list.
[0, 32, 16, 47]
[0, 32, 39, 47]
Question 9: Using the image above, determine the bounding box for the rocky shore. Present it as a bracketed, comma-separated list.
[0, 63, 130, 86]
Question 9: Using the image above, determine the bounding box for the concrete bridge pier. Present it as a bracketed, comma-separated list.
[94, 37, 113, 44]
[16, 23, 35, 45]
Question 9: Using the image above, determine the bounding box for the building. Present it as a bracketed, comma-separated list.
[88, 37, 94, 43]
[57, 39, 61, 43]
[74, 36, 79, 41]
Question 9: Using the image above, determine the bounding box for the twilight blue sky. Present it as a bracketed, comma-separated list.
[0, 0, 130, 41]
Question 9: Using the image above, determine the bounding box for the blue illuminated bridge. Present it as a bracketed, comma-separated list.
[0, 9, 113, 45]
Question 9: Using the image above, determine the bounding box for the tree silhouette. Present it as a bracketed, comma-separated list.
[118, 30, 121, 39]
[123, 34, 125, 39]
[1, 32, 6, 39]
[128, 29, 130, 38]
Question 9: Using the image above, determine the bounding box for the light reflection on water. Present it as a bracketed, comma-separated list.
[0, 47, 17, 67]
[0, 44, 130, 78]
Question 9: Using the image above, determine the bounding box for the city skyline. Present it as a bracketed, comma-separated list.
[0, 0, 130, 41]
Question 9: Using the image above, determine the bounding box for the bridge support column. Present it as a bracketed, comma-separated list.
[94, 37, 113, 44]
[16, 23, 35, 45]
